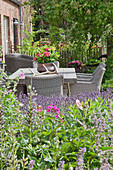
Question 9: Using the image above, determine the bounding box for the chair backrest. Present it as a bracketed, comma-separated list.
[93, 62, 106, 75]
[91, 66, 106, 90]
[25, 74, 63, 96]
[5, 53, 33, 74]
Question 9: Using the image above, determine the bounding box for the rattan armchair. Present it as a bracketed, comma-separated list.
[5, 53, 34, 74]
[25, 74, 63, 96]
[77, 62, 106, 80]
[70, 66, 106, 95]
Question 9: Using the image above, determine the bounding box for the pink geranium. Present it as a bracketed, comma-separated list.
[36, 53, 42, 57]
[33, 57, 37, 61]
[45, 48, 51, 51]
[44, 52, 50, 57]
[33, 40, 59, 63]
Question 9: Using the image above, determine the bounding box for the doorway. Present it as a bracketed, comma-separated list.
[13, 19, 18, 51]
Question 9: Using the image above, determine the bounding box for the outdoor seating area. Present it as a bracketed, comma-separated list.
[7, 56, 106, 97]
[8, 67, 77, 97]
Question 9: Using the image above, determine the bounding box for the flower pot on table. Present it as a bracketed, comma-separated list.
[37, 63, 56, 73]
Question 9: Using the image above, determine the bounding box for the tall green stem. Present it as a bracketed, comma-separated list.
[29, 78, 32, 144]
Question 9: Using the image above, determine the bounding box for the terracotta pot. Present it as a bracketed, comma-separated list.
[37, 63, 55, 73]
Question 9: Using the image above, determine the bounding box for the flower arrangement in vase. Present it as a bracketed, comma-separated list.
[33, 40, 60, 73]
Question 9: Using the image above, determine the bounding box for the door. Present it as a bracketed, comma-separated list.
[13, 19, 18, 51]
[4, 16, 9, 54]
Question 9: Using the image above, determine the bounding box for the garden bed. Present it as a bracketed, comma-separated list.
[1, 77, 113, 169]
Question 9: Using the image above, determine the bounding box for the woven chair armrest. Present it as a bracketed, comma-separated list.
[77, 77, 92, 81]
[76, 73, 93, 76]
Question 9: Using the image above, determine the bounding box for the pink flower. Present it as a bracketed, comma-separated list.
[53, 105, 59, 113]
[0, 58, 2, 61]
[56, 115, 59, 118]
[75, 99, 83, 110]
[36, 53, 42, 57]
[45, 48, 51, 51]
[44, 52, 50, 57]
[33, 57, 37, 61]
[8, 89, 12, 93]
[61, 112, 63, 115]
[37, 109, 42, 112]
[46, 104, 61, 115]
[20, 72, 24, 78]
[46, 41, 50, 45]
[61, 119, 64, 123]
[47, 106, 51, 109]
[60, 43, 63, 47]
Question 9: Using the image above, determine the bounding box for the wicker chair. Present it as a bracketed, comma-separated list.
[5, 53, 33, 74]
[70, 66, 106, 95]
[25, 74, 63, 96]
[77, 62, 106, 80]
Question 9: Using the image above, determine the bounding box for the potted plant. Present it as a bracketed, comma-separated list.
[33, 42, 60, 72]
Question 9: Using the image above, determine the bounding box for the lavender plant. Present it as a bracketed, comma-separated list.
[18, 91, 113, 169]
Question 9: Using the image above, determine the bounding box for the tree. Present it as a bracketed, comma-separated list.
[29, 0, 113, 44]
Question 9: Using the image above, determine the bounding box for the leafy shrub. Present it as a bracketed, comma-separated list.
[102, 79, 113, 91]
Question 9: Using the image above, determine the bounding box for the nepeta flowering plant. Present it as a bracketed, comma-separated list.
[33, 45, 60, 63]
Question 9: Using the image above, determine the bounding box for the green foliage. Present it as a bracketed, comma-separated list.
[102, 79, 113, 91]
[18, 30, 35, 55]
[1, 63, 113, 169]
[24, 0, 113, 69]
[102, 48, 113, 84]
[33, 29, 49, 41]
[29, 0, 113, 46]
